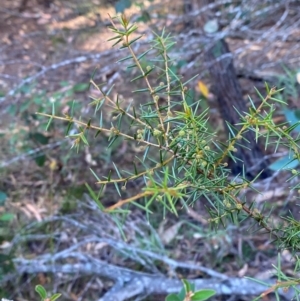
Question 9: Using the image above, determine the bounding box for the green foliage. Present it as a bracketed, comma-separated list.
[33, 280, 214, 301]
[0, 192, 15, 282]
[248, 254, 300, 301]
[268, 66, 300, 171]
[269, 107, 300, 171]
[275, 66, 299, 102]
[166, 280, 215, 301]
[114, 0, 153, 23]
[35, 285, 61, 301]
[115, 0, 132, 13]
[4, 80, 84, 168]
[38, 15, 300, 300]
[0, 252, 15, 287]
[0, 192, 11, 243]
[0, 191, 7, 205]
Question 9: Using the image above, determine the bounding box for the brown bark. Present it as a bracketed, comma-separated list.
[19, 0, 51, 11]
[205, 39, 271, 179]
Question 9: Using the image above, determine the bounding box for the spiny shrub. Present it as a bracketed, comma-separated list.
[38, 14, 300, 300]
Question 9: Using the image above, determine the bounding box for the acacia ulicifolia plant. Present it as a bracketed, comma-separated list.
[38, 14, 300, 298]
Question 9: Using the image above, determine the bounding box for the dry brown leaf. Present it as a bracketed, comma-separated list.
[255, 187, 286, 203]
[95, 242, 109, 250]
[159, 221, 184, 245]
[255, 269, 276, 280]
[238, 263, 248, 277]
[186, 207, 208, 225]
[24, 203, 44, 221]
[84, 148, 97, 166]
[36, 13, 52, 25]
[296, 72, 300, 84]
[69, 292, 79, 301]
[281, 249, 295, 262]
[197, 81, 209, 98]
[19, 206, 32, 219]
[0, 241, 12, 249]
[49, 159, 58, 171]
[37, 273, 47, 285]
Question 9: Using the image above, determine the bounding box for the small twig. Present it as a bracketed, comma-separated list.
[0, 51, 120, 103]
[0, 140, 64, 168]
